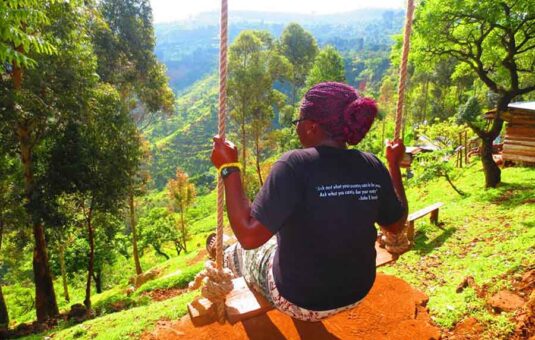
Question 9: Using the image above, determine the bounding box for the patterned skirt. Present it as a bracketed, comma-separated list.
[223, 237, 361, 321]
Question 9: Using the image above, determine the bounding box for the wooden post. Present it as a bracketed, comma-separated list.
[464, 130, 468, 164]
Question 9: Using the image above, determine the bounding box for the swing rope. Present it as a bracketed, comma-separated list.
[394, 0, 415, 140]
[384, 0, 415, 254]
[189, 0, 233, 324]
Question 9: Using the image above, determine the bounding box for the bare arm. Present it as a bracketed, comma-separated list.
[211, 136, 273, 249]
[379, 139, 408, 234]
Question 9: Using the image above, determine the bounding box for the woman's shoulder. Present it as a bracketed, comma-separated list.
[351, 150, 388, 169]
[279, 148, 319, 164]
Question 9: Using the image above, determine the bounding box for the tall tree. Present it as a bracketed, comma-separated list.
[167, 169, 196, 255]
[93, 0, 174, 128]
[0, 0, 99, 322]
[46, 84, 141, 310]
[128, 138, 151, 275]
[93, 0, 175, 274]
[228, 30, 290, 189]
[305, 45, 346, 88]
[279, 23, 318, 105]
[414, 0, 535, 187]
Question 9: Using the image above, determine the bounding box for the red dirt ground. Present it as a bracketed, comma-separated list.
[142, 274, 441, 340]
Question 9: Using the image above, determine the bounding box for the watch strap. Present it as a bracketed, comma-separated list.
[221, 166, 240, 178]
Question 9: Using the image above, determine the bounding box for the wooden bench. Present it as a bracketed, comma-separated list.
[406, 202, 444, 243]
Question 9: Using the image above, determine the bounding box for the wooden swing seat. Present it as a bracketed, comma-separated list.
[188, 241, 396, 326]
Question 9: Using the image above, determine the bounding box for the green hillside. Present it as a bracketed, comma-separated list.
[145, 75, 219, 191]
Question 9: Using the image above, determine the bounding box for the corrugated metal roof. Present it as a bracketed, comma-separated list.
[508, 102, 535, 112]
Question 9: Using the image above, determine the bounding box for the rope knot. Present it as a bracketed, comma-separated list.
[189, 260, 234, 302]
[381, 231, 410, 255]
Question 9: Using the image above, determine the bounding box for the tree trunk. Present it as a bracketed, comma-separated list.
[0, 285, 7, 330]
[290, 80, 298, 106]
[93, 269, 102, 294]
[16, 72, 58, 324]
[444, 172, 465, 196]
[174, 241, 183, 256]
[254, 133, 263, 186]
[422, 79, 429, 124]
[129, 192, 142, 275]
[480, 135, 501, 188]
[0, 220, 8, 330]
[152, 245, 170, 260]
[33, 222, 59, 322]
[59, 244, 70, 302]
[179, 208, 187, 254]
[84, 206, 94, 310]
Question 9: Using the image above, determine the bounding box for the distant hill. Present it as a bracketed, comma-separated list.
[149, 8, 405, 187]
[145, 75, 219, 191]
[155, 8, 404, 93]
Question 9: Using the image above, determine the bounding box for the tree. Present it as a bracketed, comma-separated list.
[138, 207, 175, 260]
[279, 23, 318, 105]
[93, 0, 175, 275]
[414, 0, 535, 187]
[0, 0, 56, 72]
[305, 45, 346, 89]
[93, 0, 175, 128]
[127, 138, 151, 275]
[46, 84, 141, 310]
[0, 0, 101, 322]
[228, 30, 291, 188]
[167, 169, 196, 255]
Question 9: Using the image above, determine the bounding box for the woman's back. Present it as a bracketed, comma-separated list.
[251, 146, 403, 310]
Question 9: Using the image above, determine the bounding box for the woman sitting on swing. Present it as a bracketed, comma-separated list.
[210, 82, 407, 321]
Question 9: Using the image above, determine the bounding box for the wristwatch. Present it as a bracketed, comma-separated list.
[221, 166, 240, 179]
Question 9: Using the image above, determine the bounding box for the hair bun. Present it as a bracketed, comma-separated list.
[342, 97, 378, 145]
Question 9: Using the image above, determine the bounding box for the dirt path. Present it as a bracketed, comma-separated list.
[143, 274, 441, 339]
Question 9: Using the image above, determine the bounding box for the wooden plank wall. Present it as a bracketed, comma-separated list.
[503, 110, 535, 165]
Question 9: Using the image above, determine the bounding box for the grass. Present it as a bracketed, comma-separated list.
[20, 291, 198, 340]
[12, 162, 535, 339]
[134, 261, 204, 296]
[380, 163, 535, 338]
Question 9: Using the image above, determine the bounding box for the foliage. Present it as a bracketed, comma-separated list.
[228, 29, 291, 188]
[411, 151, 465, 196]
[167, 169, 196, 254]
[93, 0, 175, 128]
[0, 0, 57, 71]
[278, 23, 318, 104]
[416, 117, 473, 149]
[305, 45, 346, 88]
[413, 0, 535, 187]
[138, 207, 174, 260]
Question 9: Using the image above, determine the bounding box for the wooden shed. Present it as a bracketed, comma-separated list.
[502, 102, 535, 165]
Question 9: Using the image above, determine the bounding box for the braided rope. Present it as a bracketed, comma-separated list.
[394, 0, 415, 140]
[189, 261, 234, 322]
[390, 0, 415, 251]
[381, 231, 410, 255]
[216, 0, 228, 274]
[188, 0, 232, 324]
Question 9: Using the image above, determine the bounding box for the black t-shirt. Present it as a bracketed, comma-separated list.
[251, 146, 404, 311]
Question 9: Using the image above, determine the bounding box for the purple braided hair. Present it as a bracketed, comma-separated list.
[300, 82, 378, 145]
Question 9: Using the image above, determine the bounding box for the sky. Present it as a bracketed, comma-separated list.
[150, 0, 406, 23]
